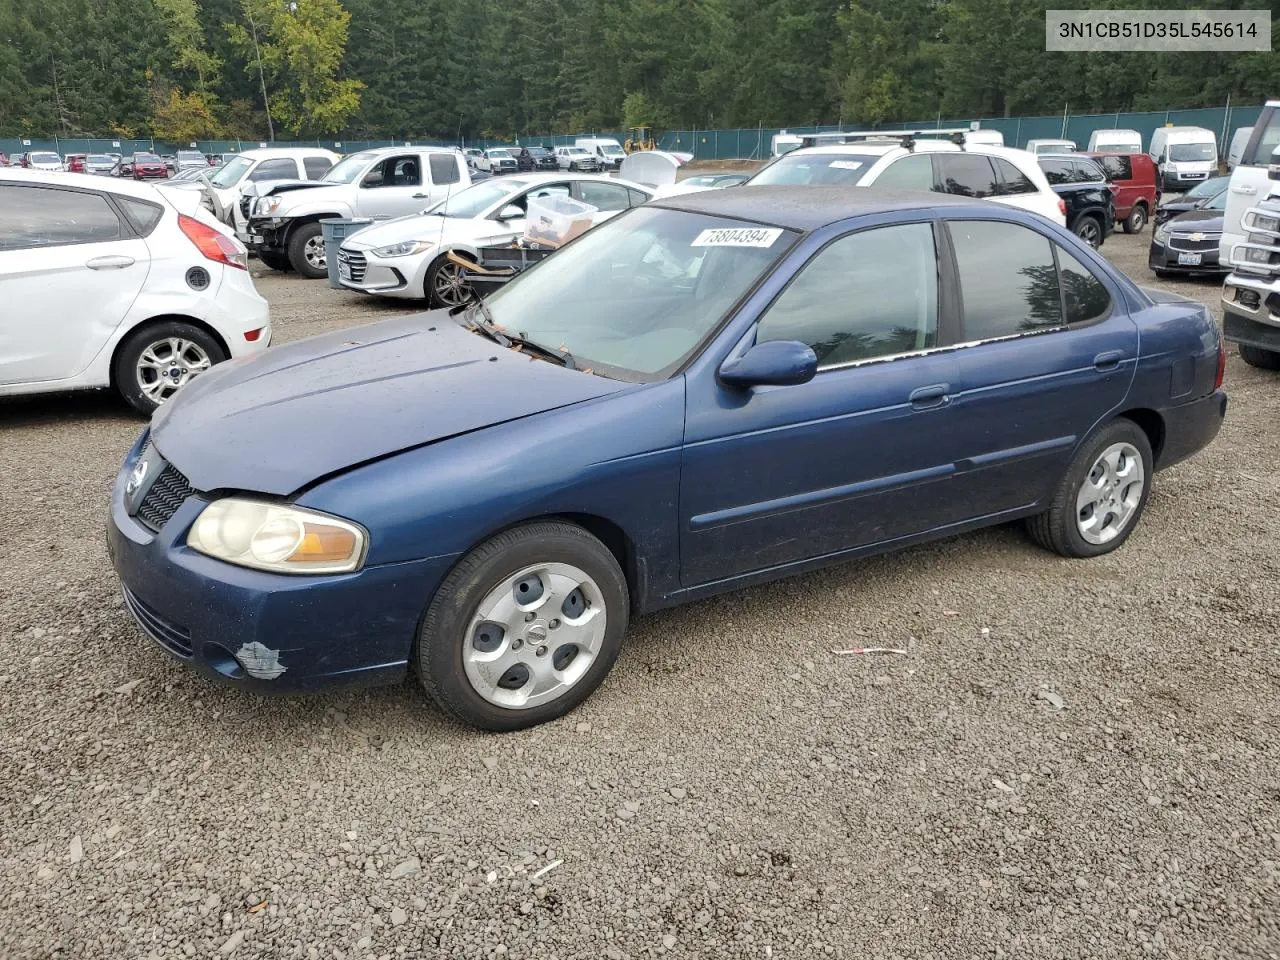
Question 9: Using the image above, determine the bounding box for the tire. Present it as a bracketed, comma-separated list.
[1122, 204, 1147, 234]
[1073, 215, 1103, 248]
[425, 254, 473, 309]
[257, 249, 290, 272]
[1238, 343, 1280, 370]
[417, 521, 630, 731]
[113, 321, 228, 415]
[287, 222, 327, 279]
[1025, 419, 1153, 559]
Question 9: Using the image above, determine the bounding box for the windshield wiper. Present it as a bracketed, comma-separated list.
[459, 301, 577, 369]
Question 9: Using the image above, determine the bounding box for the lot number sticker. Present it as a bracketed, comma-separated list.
[829, 160, 864, 170]
[692, 227, 783, 248]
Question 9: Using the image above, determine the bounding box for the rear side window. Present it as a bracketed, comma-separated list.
[937, 154, 998, 199]
[871, 153, 936, 191]
[626, 187, 650, 206]
[757, 222, 938, 367]
[1057, 247, 1112, 325]
[1098, 155, 1132, 180]
[117, 197, 164, 236]
[949, 220, 1062, 339]
[577, 181, 631, 212]
[1039, 160, 1074, 185]
[0, 185, 123, 250]
[303, 157, 332, 180]
[991, 157, 1035, 195]
[429, 153, 460, 185]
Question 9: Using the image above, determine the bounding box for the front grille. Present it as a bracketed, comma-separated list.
[122, 586, 193, 658]
[337, 248, 367, 283]
[1168, 234, 1220, 252]
[137, 464, 194, 532]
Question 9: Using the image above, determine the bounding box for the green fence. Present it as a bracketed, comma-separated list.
[2, 105, 1264, 161]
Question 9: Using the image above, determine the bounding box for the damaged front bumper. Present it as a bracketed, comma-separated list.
[106, 433, 453, 694]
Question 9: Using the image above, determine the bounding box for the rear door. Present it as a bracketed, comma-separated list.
[941, 217, 1137, 517]
[0, 182, 149, 384]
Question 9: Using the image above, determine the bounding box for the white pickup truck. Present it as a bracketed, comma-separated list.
[244, 146, 475, 277]
[1219, 102, 1280, 368]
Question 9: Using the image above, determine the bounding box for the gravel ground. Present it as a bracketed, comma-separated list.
[2, 231, 1278, 960]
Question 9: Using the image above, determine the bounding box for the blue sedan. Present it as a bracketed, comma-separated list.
[108, 187, 1227, 730]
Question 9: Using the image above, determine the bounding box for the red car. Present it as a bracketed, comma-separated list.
[65, 153, 88, 173]
[1086, 151, 1159, 234]
[131, 152, 169, 180]
[0, 153, 8, 167]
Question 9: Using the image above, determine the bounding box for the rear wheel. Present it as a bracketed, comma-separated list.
[416, 521, 629, 731]
[1073, 215, 1103, 248]
[1238, 343, 1280, 370]
[287, 222, 327, 279]
[1026, 419, 1153, 559]
[1122, 204, 1148, 234]
[113, 321, 227, 415]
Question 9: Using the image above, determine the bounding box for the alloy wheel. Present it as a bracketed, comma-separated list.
[304, 234, 326, 270]
[135, 337, 213, 405]
[1076, 442, 1145, 545]
[432, 261, 471, 306]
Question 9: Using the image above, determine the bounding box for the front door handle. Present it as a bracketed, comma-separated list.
[1094, 350, 1124, 371]
[85, 255, 135, 270]
[909, 383, 950, 410]
[412, 192, 429, 199]
[1232, 184, 1258, 196]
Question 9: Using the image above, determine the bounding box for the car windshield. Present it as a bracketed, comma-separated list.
[600, 144, 625, 156]
[1186, 177, 1227, 199]
[430, 179, 525, 218]
[529, 148, 551, 156]
[1169, 143, 1215, 162]
[747, 152, 879, 186]
[177, 151, 203, 161]
[208, 155, 252, 187]
[322, 152, 378, 184]
[566, 148, 589, 156]
[479, 206, 798, 381]
[135, 153, 160, 161]
[1199, 191, 1228, 212]
[32, 153, 60, 162]
[489, 150, 513, 159]
[88, 155, 111, 163]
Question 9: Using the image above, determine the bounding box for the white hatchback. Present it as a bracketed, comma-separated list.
[0, 171, 270, 414]
[731, 140, 1066, 226]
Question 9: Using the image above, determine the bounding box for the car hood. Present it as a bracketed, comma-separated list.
[1167, 209, 1224, 232]
[341, 213, 519, 251]
[149, 313, 630, 496]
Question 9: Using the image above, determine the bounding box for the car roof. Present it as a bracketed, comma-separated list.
[498, 171, 654, 191]
[652, 185, 985, 231]
[234, 147, 340, 159]
[783, 141, 1037, 163]
[0, 169, 172, 199]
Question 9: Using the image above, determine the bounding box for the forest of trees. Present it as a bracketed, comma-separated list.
[2, 0, 1277, 142]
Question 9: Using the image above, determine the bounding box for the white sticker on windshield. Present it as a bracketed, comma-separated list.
[691, 227, 783, 248]
[829, 160, 864, 171]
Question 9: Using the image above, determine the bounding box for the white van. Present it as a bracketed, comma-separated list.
[1088, 128, 1142, 153]
[1026, 138, 1077, 155]
[965, 129, 1004, 147]
[1149, 126, 1218, 191]
[575, 137, 626, 169]
[1228, 127, 1254, 170]
[771, 131, 804, 157]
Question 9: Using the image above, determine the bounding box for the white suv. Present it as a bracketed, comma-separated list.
[0, 171, 269, 414]
[731, 140, 1066, 226]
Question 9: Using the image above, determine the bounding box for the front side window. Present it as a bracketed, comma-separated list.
[249, 158, 297, 182]
[938, 154, 999, 198]
[0, 185, 123, 250]
[374, 155, 421, 187]
[481, 207, 798, 380]
[428, 153, 460, 185]
[756, 222, 938, 367]
[949, 220, 1063, 338]
[747, 152, 880, 186]
[870, 153, 936, 191]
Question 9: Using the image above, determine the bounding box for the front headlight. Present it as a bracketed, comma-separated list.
[1154, 224, 1170, 245]
[373, 240, 435, 258]
[257, 196, 283, 216]
[187, 498, 367, 574]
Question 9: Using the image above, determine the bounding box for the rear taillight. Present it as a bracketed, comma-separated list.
[178, 214, 247, 270]
[1214, 339, 1226, 391]
[1058, 198, 1068, 217]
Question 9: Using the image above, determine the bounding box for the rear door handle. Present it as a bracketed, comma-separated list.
[1094, 350, 1124, 371]
[1232, 184, 1258, 196]
[909, 383, 950, 410]
[85, 255, 135, 270]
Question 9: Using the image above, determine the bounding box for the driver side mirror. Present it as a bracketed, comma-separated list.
[718, 340, 818, 389]
[1269, 145, 1280, 182]
[361, 170, 384, 188]
[497, 204, 525, 221]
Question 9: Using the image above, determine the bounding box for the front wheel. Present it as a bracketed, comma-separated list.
[1073, 215, 1103, 248]
[417, 521, 630, 731]
[287, 222, 328, 279]
[425, 255, 473, 308]
[1238, 343, 1280, 370]
[1123, 205, 1147, 234]
[113, 321, 228, 415]
[1025, 420, 1153, 559]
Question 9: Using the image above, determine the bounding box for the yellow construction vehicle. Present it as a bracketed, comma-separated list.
[623, 126, 656, 153]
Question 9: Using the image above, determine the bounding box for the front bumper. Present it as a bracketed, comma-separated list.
[1148, 237, 1225, 274]
[1161, 171, 1211, 191]
[107, 434, 457, 693]
[334, 246, 424, 298]
[1155, 389, 1228, 471]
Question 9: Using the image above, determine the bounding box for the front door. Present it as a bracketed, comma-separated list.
[357, 154, 430, 219]
[680, 219, 971, 586]
[940, 218, 1139, 517]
